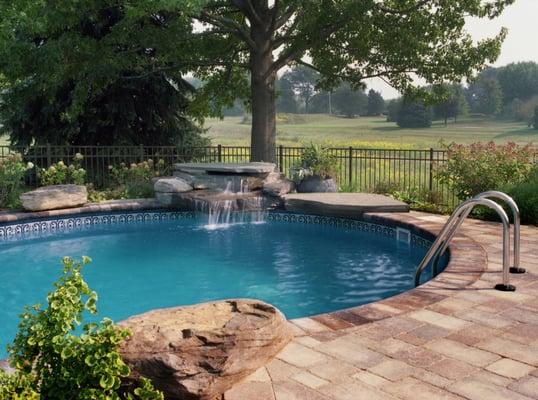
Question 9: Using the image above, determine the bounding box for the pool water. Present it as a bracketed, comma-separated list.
[0, 213, 438, 357]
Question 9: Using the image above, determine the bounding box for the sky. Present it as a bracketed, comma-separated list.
[368, 0, 538, 99]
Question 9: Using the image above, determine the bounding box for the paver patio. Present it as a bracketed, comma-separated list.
[225, 212, 538, 400]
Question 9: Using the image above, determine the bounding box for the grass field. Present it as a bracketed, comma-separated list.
[205, 114, 538, 148]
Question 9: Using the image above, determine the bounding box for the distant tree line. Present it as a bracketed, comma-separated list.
[390, 61, 538, 128]
[220, 65, 386, 119]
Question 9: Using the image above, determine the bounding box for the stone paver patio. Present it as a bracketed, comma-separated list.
[225, 212, 538, 400]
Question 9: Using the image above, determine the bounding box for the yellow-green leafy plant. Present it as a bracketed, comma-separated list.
[291, 143, 338, 182]
[0, 256, 163, 400]
[39, 153, 86, 186]
[0, 154, 32, 209]
[109, 159, 165, 199]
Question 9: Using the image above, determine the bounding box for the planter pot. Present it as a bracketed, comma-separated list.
[297, 176, 337, 193]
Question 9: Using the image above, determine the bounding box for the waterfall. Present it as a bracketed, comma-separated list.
[196, 180, 266, 229]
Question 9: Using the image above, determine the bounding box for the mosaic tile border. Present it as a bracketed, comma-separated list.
[267, 212, 432, 248]
[0, 210, 433, 249]
[0, 211, 195, 242]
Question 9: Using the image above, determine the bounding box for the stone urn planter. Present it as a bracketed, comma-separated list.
[297, 175, 337, 193]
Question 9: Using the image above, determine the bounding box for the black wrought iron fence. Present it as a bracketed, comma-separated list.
[0, 144, 456, 205]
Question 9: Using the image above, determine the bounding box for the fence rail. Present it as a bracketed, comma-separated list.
[0, 145, 456, 205]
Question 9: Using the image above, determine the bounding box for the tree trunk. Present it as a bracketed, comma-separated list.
[249, 3, 276, 162]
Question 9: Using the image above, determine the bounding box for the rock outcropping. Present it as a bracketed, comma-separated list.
[20, 184, 88, 211]
[119, 300, 293, 400]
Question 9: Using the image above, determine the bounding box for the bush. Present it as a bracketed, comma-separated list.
[503, 169, 538, 225]
[0, 256, 163, 399]
[291, 143, 338, 181]
[110, 159, 166, 199]
[396, 97, 432, 128]
[435, 142, 535, 201]
[0, 154, 31, 209]
[39, 153, 86, 186]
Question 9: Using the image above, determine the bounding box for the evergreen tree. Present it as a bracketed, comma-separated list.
[366, 90, 385, 116]
[397, 97, 433, 128]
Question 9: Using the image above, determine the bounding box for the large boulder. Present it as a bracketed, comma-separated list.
[262, 172, 295, 197]
[120, 299, 292, 400]
[154, 177, 193, 206]
[154, 177, 193, 193]
[20, 184, 87, 211]
[119, 300, 292, 400]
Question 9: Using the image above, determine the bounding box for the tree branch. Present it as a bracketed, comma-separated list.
[194, 13, 256, 50]
[231, 0, 264, 27]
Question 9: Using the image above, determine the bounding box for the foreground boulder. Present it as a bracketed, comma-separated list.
[20, 184, 87, 211]
[119, 300, 293, 400]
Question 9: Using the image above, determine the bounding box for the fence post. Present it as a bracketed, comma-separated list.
[429, 147, 434, 191]
[348, 146, 353, 186]
[217, 144, 222, 162]
[279, 145, 284, 172]
[46, 143, 52, 166]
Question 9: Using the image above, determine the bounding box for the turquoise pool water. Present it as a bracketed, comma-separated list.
[0, 212, 439, 357]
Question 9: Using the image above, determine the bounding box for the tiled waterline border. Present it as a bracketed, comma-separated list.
[0, 206, 432, 249]
[0, 199, 487, 328]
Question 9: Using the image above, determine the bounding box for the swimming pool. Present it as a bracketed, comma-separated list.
[0, 211, 443, 357]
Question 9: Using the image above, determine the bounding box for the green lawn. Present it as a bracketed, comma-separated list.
[205, 114, 538, 148]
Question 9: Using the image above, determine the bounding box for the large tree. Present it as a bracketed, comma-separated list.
[332, 83, 367, 118]
[366, 89, 385, 116]
[0, 0, 207, 147]
[190, 0, 514, 161]
[0, 0, 516, 160]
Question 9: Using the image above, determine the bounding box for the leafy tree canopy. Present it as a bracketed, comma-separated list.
[0, 0, 208, 147]
[0, 0, 516, 160]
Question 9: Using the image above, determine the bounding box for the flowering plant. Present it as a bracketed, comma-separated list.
[39, 153, 86, 186]
[109, 159, 166, 198]
[435, 141, 536, 200]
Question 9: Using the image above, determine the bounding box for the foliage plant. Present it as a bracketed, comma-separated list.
[292, 143, 338, 182]
[0, 1, 515, 162]
[435, 141, 535, 201]
[503, 169, 538, 225]
[110, 159, 166, 199]
[0, 256, 163, 400]
[38, 153, 86, 186]
[0, 154, 32, 209]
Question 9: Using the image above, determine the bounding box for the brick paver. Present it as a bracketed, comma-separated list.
[224, 211, 538, 399]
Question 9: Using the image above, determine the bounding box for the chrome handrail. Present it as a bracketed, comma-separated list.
[414, 197, 515, 291]
[431, 191, 525, 276]
[477, 191, 525, 274]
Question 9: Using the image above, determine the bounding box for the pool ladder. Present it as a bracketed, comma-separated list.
[414, 191, 526, 291]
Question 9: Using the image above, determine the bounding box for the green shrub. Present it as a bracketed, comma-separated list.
[110, 159, 165, 199]
[435, 141, 535, 201]
[292, 143, 338, 181]
[0, 154, 31, 209]
[39, 153, 86, 186]
[503, 169, 538, 225]
[0, 256, 163, 400]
